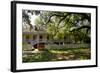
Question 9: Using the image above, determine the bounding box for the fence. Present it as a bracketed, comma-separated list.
[45, 44, 90, 49]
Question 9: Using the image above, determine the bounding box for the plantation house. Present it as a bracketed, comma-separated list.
[23, 24, 90, 51]
[22, 24, 74, 50]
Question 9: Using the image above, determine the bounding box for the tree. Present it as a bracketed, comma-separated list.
[22, 10, 91, 43]
[22, 10, 40, 30]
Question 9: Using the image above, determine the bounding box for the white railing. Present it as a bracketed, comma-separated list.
[45, 44, 90, 49]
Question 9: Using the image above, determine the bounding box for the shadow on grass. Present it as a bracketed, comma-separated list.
[23, 48, 91, 63]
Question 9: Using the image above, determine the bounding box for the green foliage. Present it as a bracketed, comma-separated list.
[23, 10, 91, 43]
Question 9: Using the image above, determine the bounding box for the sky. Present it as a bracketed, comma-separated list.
[30, 14, 38, 26]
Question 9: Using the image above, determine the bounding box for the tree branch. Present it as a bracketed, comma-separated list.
[70, 25, 91, 32]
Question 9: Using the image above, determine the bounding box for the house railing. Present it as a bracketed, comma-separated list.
[45, 43, 90, 49]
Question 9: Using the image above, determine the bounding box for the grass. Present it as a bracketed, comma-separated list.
[22, 48, 91, 63]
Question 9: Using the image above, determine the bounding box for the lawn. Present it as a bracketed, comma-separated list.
[22, 48, 91, 63]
